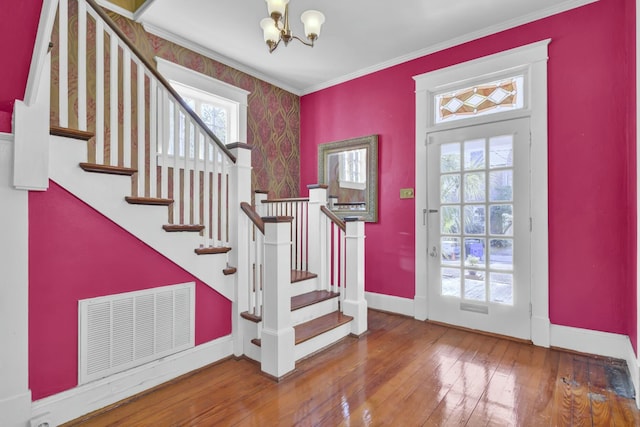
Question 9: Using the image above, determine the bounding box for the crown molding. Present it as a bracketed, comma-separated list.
[300, 0, 598, 95]
[141, 23, 302, 96]
[133, 0, 157, 22]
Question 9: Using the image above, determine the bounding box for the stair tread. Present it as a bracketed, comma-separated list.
[291, 290, 340, 311]
[125, 196, 173, 206]
[291, 270, 317, 283]
[294, 312, 353, 345]
[223, 266, 237, 275]
[250, 311, 353, 347]
[194, 246, 232, 255]
[80, 162, 137, 176]
[240, 290, 339, 323]
[50, 125, 94, 141]
[162, 224, 204, 232]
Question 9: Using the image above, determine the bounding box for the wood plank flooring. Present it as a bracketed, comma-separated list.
[63, 310, 640, 426]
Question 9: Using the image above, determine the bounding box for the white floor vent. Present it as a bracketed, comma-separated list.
[79, 282, 195, 384]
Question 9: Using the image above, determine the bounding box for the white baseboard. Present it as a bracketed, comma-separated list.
[365, 292, 414, 317]
[32, 336, 233, 426]
[626, 342, 640, 408]
[0, 391, 31, 427]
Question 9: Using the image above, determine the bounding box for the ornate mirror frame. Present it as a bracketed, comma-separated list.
[318, 135, 378, 222]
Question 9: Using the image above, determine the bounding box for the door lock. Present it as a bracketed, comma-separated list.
[429, 246, 438, 258]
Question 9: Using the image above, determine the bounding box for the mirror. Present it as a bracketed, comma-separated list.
[318, 135, 378, 222]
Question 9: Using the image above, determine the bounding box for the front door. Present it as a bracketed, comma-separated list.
[427, 118, 531, 339]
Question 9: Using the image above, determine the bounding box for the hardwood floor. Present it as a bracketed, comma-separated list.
[64, 310, 640, 426]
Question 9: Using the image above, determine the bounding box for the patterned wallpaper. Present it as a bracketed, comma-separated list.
[51, 1, 300, 198]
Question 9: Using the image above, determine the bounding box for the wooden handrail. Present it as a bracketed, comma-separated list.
[321, 206, 346, 232]
[84, 0, 236, 163]
[261, 197, 310, 204]
[241, 202, 265, 234]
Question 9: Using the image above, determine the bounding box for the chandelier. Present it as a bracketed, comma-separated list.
[260, 0, 325, 53]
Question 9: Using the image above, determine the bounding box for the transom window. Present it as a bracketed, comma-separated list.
[434, 75, 524, 124]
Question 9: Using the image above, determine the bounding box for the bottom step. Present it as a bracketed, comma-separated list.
[252, 311, 353, 347]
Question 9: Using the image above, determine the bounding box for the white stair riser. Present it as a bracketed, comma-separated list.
[49, 136, 234, 300]
[240, 317, 261, 362]
[291, 298, 338, 326]
[291, 277, 318, 296]
[294, 321, 352, 361]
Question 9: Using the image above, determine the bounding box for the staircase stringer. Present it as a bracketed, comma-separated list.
[50, 134, 235, 300]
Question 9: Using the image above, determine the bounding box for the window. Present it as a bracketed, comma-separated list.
[155, 57, 249, 146]
[434, 75, 524, 124]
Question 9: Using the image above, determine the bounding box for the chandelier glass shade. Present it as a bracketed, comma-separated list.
[260, 0, 325, 53]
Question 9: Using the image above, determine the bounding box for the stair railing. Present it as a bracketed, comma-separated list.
[52, 0, 235, 248]
[240, 202, 265, 318]
[260, 196, 309, 272]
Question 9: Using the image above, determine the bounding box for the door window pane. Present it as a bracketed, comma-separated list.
[490, 170, 512, 202]
[489, 205, 513, 235]
[489, 135, 513, 168]
[490, 272, 513, 305]
[441, 175, 461, 203]
[441, 206, 460, 234]
[441, 143, 461, 172]
[441, 237, 461, 266]
[489, 239, 513, 270]
[464, 172, 485, 202]
[442, 268, 461, 297]
[464, 139, 485, 170]
[464, 205, 485, 234]
[464, 270, 486, 301]
[464, 238, 485, 266]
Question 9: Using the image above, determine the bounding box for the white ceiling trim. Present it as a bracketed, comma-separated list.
[141, 23, 302, 95]
[300, 0, 598, 95]
[133, 0, 158, 22]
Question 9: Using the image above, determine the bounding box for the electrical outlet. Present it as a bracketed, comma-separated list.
[400, 188, 414, 199]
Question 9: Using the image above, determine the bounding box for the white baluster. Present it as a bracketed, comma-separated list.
[211, 146, 219, 246]
[109, 31, 118, 166]
[193, 128, 201, 226]
[220, 157, 228, 245]
[58, 0, 68, 128]
[172, 105, 181, 223]
[95, 19, 104, 164]
[149, 78, 158, 198]
[136, 63, 145, 197]
[77, 0, 87, 131]
[123, 49, 131, 168]
[182, 116, 190, 223]
[160, 89, 170, 200]
[202, 134, 211, 246]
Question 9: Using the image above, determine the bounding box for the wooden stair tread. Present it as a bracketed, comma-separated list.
[294, 312, 353, 345]
[240, 290, 339, 323]
[250, 312, 353, 347]
[125, 196, 173, 206]
[291, 290, 339, 311]
[291, 270, 318, 283]
[162, 224, 204, 232]
[50, 125, 94, 141]
[80, 162, 137, 176]
[223, 267, 237, 275]
[194, 246, 232, 255]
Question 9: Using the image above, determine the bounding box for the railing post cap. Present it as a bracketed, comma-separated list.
[307, 184, 329, 190]
[344, 216, 364, 222]
[262, 216, 294, 223]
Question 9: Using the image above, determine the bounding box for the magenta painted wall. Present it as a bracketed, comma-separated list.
[300, 0, 637, 347]
[0, 0, 42, 132]
[29, 181, 232, 400]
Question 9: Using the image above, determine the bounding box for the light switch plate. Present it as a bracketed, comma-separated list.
[400, 188, 414, 199]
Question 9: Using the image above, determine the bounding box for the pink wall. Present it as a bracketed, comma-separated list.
[0, 0, 42, 132]
[300, 0, 637, 347]
[29, 181, 232, 400]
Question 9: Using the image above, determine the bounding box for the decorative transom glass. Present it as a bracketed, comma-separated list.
[434, 76, 524, 124]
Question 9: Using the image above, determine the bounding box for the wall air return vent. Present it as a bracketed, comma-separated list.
[79, 282, 195, 384]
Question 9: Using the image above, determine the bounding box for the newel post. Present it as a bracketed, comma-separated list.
[307, 184, 328, 291]
[261, 216, 295, 378]
[228, 143, 252, 357]
[343, 218, 368, 335]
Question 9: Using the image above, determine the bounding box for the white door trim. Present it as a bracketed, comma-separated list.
[413, 39, 550, 346]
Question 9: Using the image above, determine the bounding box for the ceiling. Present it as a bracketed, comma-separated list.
[133, 0, 596, 95]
